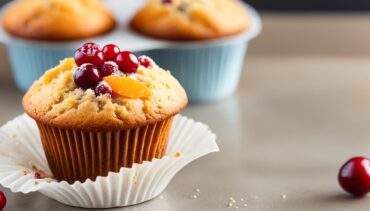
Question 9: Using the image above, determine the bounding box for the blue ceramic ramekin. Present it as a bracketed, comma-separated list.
[136, 42, 249, 103]
[136, 4, 261, 103]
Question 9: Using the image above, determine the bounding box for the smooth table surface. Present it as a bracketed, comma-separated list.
[2, 14, 370, 210]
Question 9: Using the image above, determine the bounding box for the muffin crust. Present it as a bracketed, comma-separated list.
[2, 0, 115, 41]
[131, 0, 250, 40]
[23, 59, 188, 131]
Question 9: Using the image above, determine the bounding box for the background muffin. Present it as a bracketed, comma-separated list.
[131, 0, 250, 40]
[23, 43, 188, 183]
[2, 0, 115, 41]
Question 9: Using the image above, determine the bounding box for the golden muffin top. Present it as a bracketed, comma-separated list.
[23, 44, 187, 131]
[2, 0, 115, 41]
[131, 0, 250, 40]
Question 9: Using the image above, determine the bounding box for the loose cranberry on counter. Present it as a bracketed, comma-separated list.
[138, 56, 155, 68]
[338, 156, 370, 197]
[73, 64, 101, 89]
[102, 44, 120, 62]
[0, 191, 6, 211]
[100, 62, 119, 77]
[95, 81, 112, 96]
[116, 51, 139, 74]
[74, 42, 104, 67]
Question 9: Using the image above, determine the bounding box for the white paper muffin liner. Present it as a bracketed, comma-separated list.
[0, 114, 218, 208]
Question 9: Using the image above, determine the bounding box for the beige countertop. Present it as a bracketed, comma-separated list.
[2, 14, 370, 210]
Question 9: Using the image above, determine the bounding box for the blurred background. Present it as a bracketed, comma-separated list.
[4, 0, 370, 10]
[248, 0, 370, 11]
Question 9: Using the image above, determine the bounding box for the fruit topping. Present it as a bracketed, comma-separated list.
[103, 76, 150, 99]
[100, 61, 119, 77]
[95, 81, 113, 96]
[116, 51, 139, 74]
[162, 0, 172, 4]
[71, 42, 155, 99]
[74, 42, 104, 67]
[73, 63, 101, 89]
[43, 58, 75, 84]
[102, 44, 120, 62]
[138, 56, 155, 68]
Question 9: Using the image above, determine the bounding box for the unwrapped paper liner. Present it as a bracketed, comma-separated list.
[0, 114, 218, 208]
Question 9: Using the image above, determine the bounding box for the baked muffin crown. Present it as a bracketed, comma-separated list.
[131, 0, 250, 40]
[23, 57, 188, 131]
[2, 0, 115, 41]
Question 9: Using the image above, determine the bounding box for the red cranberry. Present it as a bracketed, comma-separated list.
[138, 56, 155, 68]
[116, 51, 139, 74]
[95, 81, 112, 96]
[102, 44, 120, 62]
[74, 42, 104, 67]
[0, 191, 6, 211]
[100, 61, 119, 77]
[35, 172, 44, 179]
[338, 156, 370, 197]
[73, 64, 101, 89]
[82, 42, 100, 51]
[162, 0, 172, 4]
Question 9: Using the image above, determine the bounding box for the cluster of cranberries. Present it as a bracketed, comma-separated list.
[73, 42, 154, 96]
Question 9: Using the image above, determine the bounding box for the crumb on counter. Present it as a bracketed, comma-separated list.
[229, 197, 236, 203]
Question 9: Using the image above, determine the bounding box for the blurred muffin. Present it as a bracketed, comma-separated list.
[23, 42, 188, 183]
[130, 0, 250, 40]
[2, 0, 115, 41]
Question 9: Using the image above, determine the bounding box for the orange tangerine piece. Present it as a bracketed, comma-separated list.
[43, 58, 75, 84]
[103, 76, 150, 99]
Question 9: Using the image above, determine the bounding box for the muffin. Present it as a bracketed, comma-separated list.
[130, 0, 250, 40]
[2, 0, 115, 41]
[23, 42, 188, 184]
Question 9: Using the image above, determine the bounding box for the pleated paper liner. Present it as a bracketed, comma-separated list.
[36, 117, 174, 184]
[0, 114, 218, 208]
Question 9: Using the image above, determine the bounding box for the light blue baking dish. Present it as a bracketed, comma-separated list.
[0, 0, 261, 103]
[134, 3, 261, 103]
[136, 42, 249, 103]
[5, 43, 74, 91]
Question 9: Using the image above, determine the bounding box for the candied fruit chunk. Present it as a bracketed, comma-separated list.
[103, 76, 150, 99]
[43, 58, 75, 84]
